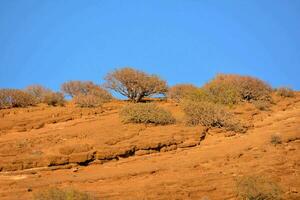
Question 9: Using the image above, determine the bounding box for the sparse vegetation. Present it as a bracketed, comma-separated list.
[182, 100, 245, 132]
[0, 89, 37, 109]
[236, 175, 282, 200]
[167, 84, 198, 102]
[33, 187, 97, 200]
[270, 133, 282, 145]
[120, 103, 175, 125]
[74, 94, 105, 108]
[253, 100, 271, 111]
[276, 87, 295, 98]
[104, 67, 168, 102]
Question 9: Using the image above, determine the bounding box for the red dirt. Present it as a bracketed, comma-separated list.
[0, 95, 299, 199]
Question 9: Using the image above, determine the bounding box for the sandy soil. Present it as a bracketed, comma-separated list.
[0, 95, 299, 200]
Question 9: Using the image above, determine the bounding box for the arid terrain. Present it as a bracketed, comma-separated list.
[0, 94, 299, 200]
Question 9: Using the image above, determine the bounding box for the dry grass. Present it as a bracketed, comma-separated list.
[73, 94, 105, 108]
[120, 103, 175, 125]
[276, 87, 295, 98]
[253, 100, 271, 111]
[0, 89, 37, 109]
[236, 175, 282, 200]
[182, 100, 246, 133]
[33, 187, 97, 200]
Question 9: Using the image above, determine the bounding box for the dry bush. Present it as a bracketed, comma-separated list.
[25, 85, 51, 103]
[73, 94, 105, 108]
[270, 133, 282, 145]
[0, 89, 36, 109]
[61, 81, 111, 98]
[182, 100, 245, 132]
[120, 103, 175, 125]
[43, 92, 65, 106]
[104, 67, 168, 102]
[167, 84, 198, 102]
[253, 100, 271, 111]
[276, 87, 295, 98]
[33, 187, 97, 200]
[236, 176, 282, 200]
[203, 74, 272, 105]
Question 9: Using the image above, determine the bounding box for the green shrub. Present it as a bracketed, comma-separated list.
[0, 89, 37, 109]
[182, 100, 245, 132]
[120, 103, 175, 125]
[43, 92, 65, 106]
[33, 187, 97, 200]
[276, 87, 295, 98]
[167, 84, 198, 102]
[236, 176, 282, 200]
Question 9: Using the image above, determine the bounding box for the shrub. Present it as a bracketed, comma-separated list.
[236, 175, 282, 200]
[203, 74, 272, 105]
[104, 67, 168, 102]
[276, 87, 295, 98]
[73, 94, 105, 108]
[270, 133, 282, 145]
[0, 89, 36, 109]
[43, 92, 65, 106]
[167, 84, 198, 102]
[33, 187, 97, 200]
[61, 81, 110, 98]
[120, 103, 175, 125]
[253, 100, 271, 111]
[182, 100, 245, 132]
[25, 85, 51, 103]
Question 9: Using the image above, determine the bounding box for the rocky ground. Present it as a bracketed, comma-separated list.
[0, 95, 299, 200]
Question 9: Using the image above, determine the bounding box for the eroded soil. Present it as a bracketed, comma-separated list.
[0, 96, 299, 200]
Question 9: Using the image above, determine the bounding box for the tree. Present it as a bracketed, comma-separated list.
[104, 67, 168, 102]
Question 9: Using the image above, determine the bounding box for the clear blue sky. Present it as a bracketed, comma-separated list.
[0, 0, 300, 91]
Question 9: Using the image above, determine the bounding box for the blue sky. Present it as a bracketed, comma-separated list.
[0, 0, 300, 91]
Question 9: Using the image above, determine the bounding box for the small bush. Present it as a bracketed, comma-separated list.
[120, 103, 175, 125]
[270, 133, 282, 145]
[253, 100, 271, 111]
[25, 85, 51, 103]
[73, 94, 104, 108]
[0, 89, 36, 109]
[182, 100, 245, 132]
[236, 175, 282, 200]
[33, 187, 97, 200]
[276, 87, 295, 98]
[43, 92, 65, 106]
[167, 84, 198, 102]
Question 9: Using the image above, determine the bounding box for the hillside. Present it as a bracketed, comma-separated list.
[0, 94, 299, 200]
